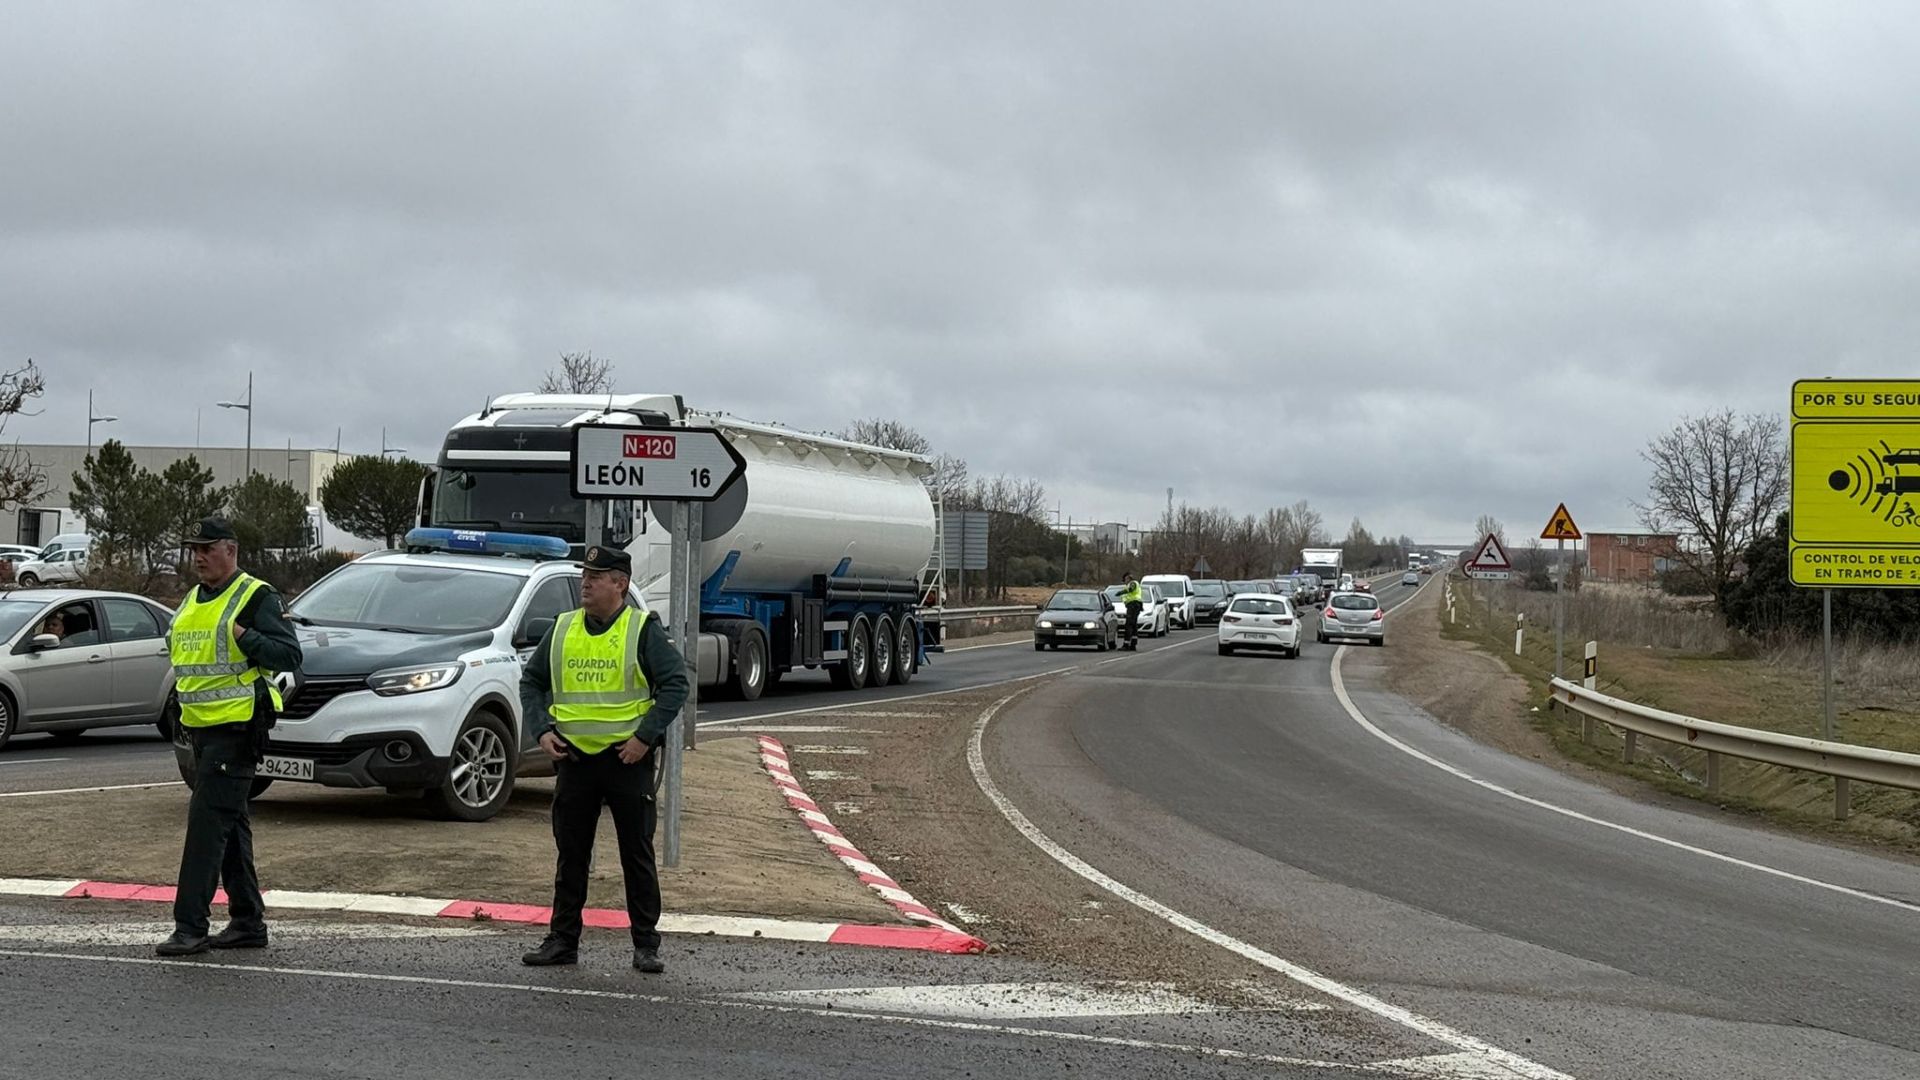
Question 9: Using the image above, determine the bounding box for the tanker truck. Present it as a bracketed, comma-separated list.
[420, 392, 943, 702]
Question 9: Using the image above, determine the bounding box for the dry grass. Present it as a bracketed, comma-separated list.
[1439, 574, 1920, 848]
[1472, 579, 1734, 654]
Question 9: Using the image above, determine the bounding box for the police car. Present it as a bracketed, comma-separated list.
[172, 529, 641, 822]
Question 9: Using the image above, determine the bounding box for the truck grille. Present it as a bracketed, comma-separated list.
[279, 677, 368, 721]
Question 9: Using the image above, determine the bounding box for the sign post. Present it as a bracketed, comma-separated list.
[571, 425, 747, 868]
[1789, 380, 1920, 742]
[1540, 504, 1582, 681]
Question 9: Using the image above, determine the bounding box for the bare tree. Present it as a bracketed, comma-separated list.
[538, 351, 615, 394]
[1473, 514, 1506, 548]
[0, 361, 49, 512]
[839, 418, 932, 455]
[1637, 409, 1786, 607]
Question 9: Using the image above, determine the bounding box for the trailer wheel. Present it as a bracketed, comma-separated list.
[871, 616, 896, 687]
[829, 617, 872, 691]
[730, 626, 769, 702]
[892, 617, 917, 685]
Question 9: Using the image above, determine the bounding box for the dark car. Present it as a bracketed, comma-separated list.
[1189, 579, 1231, 625]
[1034, 589, 1120, 651]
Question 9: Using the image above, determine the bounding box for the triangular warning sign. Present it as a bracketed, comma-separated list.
[1540, 503, 1582, 541]
[1468, 533, 1511, 570]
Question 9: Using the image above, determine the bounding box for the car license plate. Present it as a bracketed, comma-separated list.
[1056, 629, 1079, 636]
[1244, 631, 1271, 640]
[258, 755, 314, 781]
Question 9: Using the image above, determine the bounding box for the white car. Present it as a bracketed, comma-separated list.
[1217, 593, 1302, 658]
[1104, 583, 1170, 639]
[15, 548, 88, 587]
[172, 528, 647, 821]
[1143, 574, 1195, 629]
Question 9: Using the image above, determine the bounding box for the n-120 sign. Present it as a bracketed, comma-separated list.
[571, 425, 747, 502]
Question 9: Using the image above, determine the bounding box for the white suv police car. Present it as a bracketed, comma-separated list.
[173, 529, 641, 821]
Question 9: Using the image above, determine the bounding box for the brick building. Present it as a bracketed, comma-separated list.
[1585, 531, 1680, 583]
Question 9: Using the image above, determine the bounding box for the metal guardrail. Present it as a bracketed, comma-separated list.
[1547, 677, 1920, 820]
[933, 605, 1038, 622]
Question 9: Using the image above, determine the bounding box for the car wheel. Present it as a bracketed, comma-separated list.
[16, 573, 36, 587]
[1316, 633, 1327, 644]
[893, 617, 917, 685]
[1034, 641, 1046, 652]
[156, 694, 180, 742]
[871, 616, 897, 687]
[1374, 637, 1386, 648]
[248, 778, 274, 799]
[48, 729, 85, 746]
[425, 710, 516, 822]
[1217, 644, 1233, 656]
[0, 689, 15, 751]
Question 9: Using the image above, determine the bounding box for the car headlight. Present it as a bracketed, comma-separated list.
[1082, 621, 1098, 630]
[368, 663, 465, 696]
[1038, 620, 1053, 628]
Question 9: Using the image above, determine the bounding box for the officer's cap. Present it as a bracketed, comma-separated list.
[580, 546, 633, 575]
[183, 518, 238, 546]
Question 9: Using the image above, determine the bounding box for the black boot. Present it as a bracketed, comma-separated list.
[210, 922, 269, 950]
[155, 931, 210, 957]
[632, 946, 664, 974]
[521, 935, 578, 966]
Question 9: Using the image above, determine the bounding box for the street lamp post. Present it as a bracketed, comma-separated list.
[86, 390, 118, 455]
[216, 371, 253, 479]
[380, 427, 407, 457]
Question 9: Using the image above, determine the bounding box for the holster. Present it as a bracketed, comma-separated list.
[248, 680, 280, 762]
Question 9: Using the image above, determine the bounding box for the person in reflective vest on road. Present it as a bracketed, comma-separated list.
[1120, 573, 1145, 650]
[518, 544, 689, 973]
[157, 517, 303, 957]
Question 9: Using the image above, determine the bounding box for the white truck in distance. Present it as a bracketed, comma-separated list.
[1301, 547, 1344, 597]
[423, 393, 943, 701]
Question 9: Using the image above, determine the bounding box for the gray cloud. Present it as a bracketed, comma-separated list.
[5, 1, 1919, 544]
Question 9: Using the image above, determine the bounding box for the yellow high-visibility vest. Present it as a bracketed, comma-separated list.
[549, 607, 653, 754]
[171, 573, 282, 728]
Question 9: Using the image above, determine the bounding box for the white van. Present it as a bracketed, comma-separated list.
[37, 533, 91, 561]
[1143, 574, 1195, 630]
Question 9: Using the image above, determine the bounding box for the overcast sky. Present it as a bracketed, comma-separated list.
[4, 2, 1916, 543]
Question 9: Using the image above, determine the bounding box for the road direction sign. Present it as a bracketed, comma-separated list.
[571, 425, 747, 502]
[1540, 503, 1582, 541]
[1790, 379, 1920, 587]
[1465, 533, 1512, 580]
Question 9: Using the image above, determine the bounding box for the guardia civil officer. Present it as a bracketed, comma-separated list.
[156, 518, 303, 957]
[519, 545, 689, 972]
[1119, 572, 1144, 650]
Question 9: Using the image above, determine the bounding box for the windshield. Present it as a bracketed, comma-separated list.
[1191, 581, 1226, 599]
[0, 598, 51, 642]
[292, 562, 525, 634]
[1231, 597, 1292, 616]
[1146, 578, 1187, 597]
[1331, 594, 1378, 611]
[1229, 581, 1263, 593]
[1046, 591, 1106, 612]
[433, 467, 585, 544]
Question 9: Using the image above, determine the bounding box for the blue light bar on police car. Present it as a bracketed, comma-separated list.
[402, 528, 572, 560]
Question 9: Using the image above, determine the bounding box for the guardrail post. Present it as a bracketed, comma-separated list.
[1706, 751, 1721, 795]
[1835, 777, 1851, 821]
[1622, 730, 1638, 764]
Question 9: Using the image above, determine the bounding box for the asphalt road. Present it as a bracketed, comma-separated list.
[982, 576, 1920, 1079]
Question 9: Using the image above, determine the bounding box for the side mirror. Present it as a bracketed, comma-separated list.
[29, 633, 58, 651]
[516, 616, 556, 649]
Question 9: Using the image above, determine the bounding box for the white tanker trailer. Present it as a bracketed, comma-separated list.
[422, 393, 943, 700]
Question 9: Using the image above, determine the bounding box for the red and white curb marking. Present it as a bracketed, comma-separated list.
[757, 736, 987, 954]
[0, 876, 978, 954]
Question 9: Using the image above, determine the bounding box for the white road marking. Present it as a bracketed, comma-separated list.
[943, 903, 989, 926]
[0, 921, 495, 946]
[803, 770, 854, 781]
[733, 726, 883, 733]
[967, 691, 1570, 1080]
[0, 782, 176, 799]
[1327, 643, 1920, 917]
[731, 980, 1275, 1019]
[0, 948, 1430, 1074]
[831, 801, 864, 815]
[0, 878, 84, 896]
[792, 746, 870, 755]
[699, 635, 1212, 729]
[0, 757, 69, 766]
[946, 639, 1034, 652]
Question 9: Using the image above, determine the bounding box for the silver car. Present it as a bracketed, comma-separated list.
[1317, 590, 1386, 646]
[0, 589, 178, 749]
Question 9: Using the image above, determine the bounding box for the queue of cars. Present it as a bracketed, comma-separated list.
[1033, 569, 1417, 664]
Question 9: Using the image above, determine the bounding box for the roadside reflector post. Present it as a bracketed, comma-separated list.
[1835, 777, 1851, 821]
[1706, 750, 1722, 795]
[1515, 612, 1525, 657]
[1583, 641, 1598, 690]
